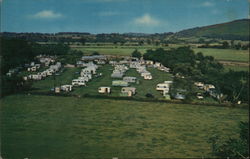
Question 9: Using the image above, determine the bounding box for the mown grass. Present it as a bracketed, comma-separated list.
[1, 94, 248, 159]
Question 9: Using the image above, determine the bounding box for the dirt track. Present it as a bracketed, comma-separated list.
[219, 60, 249, 67]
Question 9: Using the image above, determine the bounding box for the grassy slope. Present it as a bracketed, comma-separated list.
[176, 19, 249, 38]
[1, 95, 248, 159]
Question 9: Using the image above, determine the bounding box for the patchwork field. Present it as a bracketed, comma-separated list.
[1, 94, 248, 159]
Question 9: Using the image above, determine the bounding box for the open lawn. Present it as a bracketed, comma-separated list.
[193, 48, 249, 62]
[1, 94, 248, 159]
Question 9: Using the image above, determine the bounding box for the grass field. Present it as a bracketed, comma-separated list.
[224, 65, 249, 72]
[1, 94, 248, 159]
[73, 45, 249, 62]
[193, 48, 249, 62]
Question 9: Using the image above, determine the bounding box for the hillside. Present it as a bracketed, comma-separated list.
[175, 19, 250, 40]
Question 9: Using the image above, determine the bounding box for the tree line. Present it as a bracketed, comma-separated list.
[141, 47, 249, 103]
[0, 37, 79, 97]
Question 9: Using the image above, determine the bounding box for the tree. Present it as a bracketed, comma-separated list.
[79, 38, 86, 45]
[131, 49, 142, 58]
[138, 40, 144, 46]
[222, 41, 229, 49]
[208, 121, 249, 158]
[230, 40, 235, 48]
[92, 51, 100, 55]
[147, 39, 152, 45]
[219, 70, 249, 103]
[235, 42, 242, 50]
[198, 38, 205, 43]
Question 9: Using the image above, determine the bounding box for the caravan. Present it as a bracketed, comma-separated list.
[72, 79, 86, 86]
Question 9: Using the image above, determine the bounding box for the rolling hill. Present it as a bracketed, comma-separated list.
[175, 19, 250, 40]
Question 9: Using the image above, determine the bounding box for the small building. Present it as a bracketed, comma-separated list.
[156, 83, 170, 91]
[164, 81, 173, 84]
[121, 87, 136, 97]
[96, 60, 106, 65]
[194, 82, 204, 89]
[61, 85, 72, 92]
[143, 74, 152, 80]
[204, 84, 215, 91]
[64, 64, 75, 68]
[173, 89, 186, 100]
[140, 71, 150, 77]
[98, 87, 111, 94]
[72, 79, 86, 86]
[123, 76, 137, 83]
[30, 62, 35, 66]
[196, 93, 204, 99]
[154, 62, 162, 67]
[27, 66, 37, 72]
[55, 87, 61, 93]
[23, 76, 28, 81]
[78, 76, 90, 82]
[80, 72, 92, 79]
[30, 74, 42, 80]
[112, 80, 129, 87]
[145, 60, 154, 65]
[111, 72, 124, 78]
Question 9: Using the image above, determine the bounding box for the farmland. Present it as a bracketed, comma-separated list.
[1, 94, 248, 159]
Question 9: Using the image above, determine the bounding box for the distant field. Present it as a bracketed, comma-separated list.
[1, 94, 248, 158]
[224, 65, 249, 72]
[74, 47, 147, 56]
[193, 48, 249, 62]
[73, 45, 249, 62]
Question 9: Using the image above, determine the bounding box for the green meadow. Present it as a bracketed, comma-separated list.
[193, 48, 249, 62]
[1, 95, 248, 159]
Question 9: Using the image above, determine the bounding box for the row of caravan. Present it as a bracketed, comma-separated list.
[72, 63, 98, 86]
[23, 62, 62, 81]
[98, 86, 136, 97]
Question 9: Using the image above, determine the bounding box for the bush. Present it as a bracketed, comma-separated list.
[145, 93, 154, 98]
